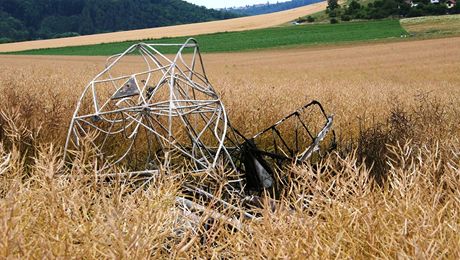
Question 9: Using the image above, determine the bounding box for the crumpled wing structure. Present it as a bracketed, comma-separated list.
[65, 39, 235, 175]
[63, 38, 339, 233]
[64, 38, 335, 196]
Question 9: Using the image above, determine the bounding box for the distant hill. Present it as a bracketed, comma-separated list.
[225, 0, 323, 16]
[0, 0, 238, 43]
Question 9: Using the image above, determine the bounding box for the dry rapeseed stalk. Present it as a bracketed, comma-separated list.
[0, 37, 459, 257]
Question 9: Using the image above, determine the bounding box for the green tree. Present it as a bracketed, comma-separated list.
[327, 0, 341, 18]
[345, 0, 362, 17]
[38, 15, 79, 38]
[78, 4, 94, 35]
[0, 11, 28, 41]
[327, 0, 340, 11]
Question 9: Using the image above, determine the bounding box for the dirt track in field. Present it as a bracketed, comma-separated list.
[0, 2, 326, 53]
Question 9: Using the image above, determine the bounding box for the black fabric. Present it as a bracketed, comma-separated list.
[240, 140, 275, 192]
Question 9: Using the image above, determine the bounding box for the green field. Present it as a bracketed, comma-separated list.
[401, 14, 460, 37]
[4, 19, 406, 56]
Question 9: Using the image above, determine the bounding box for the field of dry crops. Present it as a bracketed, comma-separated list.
[0, 36, 460, 258]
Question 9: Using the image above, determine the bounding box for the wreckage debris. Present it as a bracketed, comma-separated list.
[64, 38, 335, 229]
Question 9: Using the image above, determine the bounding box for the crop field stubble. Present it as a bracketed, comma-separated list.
[0, 36, 460, 258]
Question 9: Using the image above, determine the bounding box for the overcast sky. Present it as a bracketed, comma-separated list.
[185, 0, 290, 9]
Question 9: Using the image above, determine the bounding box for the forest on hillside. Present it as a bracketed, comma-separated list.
[0, 0, 238, 43]
[225, 0, 323, 16]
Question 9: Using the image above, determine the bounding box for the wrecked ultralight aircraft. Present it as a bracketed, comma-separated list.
[64, 39, 335, 221]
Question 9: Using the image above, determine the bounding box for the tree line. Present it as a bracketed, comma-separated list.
[326, 0, 460, 23]
[0, 0, 238, 43]
[225, 0, 323, 16]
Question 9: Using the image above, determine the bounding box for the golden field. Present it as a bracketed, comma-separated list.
[0, 36, 460, 258]
[0, 1, 326, 53]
